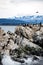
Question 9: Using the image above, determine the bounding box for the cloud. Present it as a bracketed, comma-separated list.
[10, 0, 43, 3]
[0, 0, 43, 18]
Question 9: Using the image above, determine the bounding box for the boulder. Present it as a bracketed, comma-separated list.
[15, 26, 34, 40]
[32, 33, 43, 48]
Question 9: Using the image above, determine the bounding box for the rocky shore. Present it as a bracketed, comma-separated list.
[0, 24, 43, 65]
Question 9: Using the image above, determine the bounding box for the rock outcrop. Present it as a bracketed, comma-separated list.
[0, 24, 43, 62]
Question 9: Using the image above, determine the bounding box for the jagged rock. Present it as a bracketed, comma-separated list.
[15, 26, 34, 40]
[7, 39, 19, 50]
[0, 25, 43, 58]
[40, 27, 43, 33]
[7, 31, 14, 39]
[0, 53, 3, 65]
[11, 57, 25, 63]
[0, 28, 9, 48]
[31, 25, 41, 31]
[21, 38, 41, 49]
[33, 56, 39, 61]
[14, 35, 23, 45]
[32, 33, 43, 48]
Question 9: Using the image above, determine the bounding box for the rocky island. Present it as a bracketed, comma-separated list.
[0, 24, 43, 65]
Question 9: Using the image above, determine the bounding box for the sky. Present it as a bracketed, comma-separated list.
[0, 0, 43, 18]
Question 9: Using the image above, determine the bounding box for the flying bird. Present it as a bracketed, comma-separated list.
[36, 11, 39, 13]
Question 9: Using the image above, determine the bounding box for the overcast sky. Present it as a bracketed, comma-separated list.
[0, 0, 43, 18]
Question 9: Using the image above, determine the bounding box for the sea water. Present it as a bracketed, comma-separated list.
[1, 55, 43, 65]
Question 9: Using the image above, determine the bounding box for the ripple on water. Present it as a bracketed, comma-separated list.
[1, 55, 43, 65]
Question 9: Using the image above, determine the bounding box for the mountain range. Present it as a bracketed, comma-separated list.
[0, 15, 43, 25]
